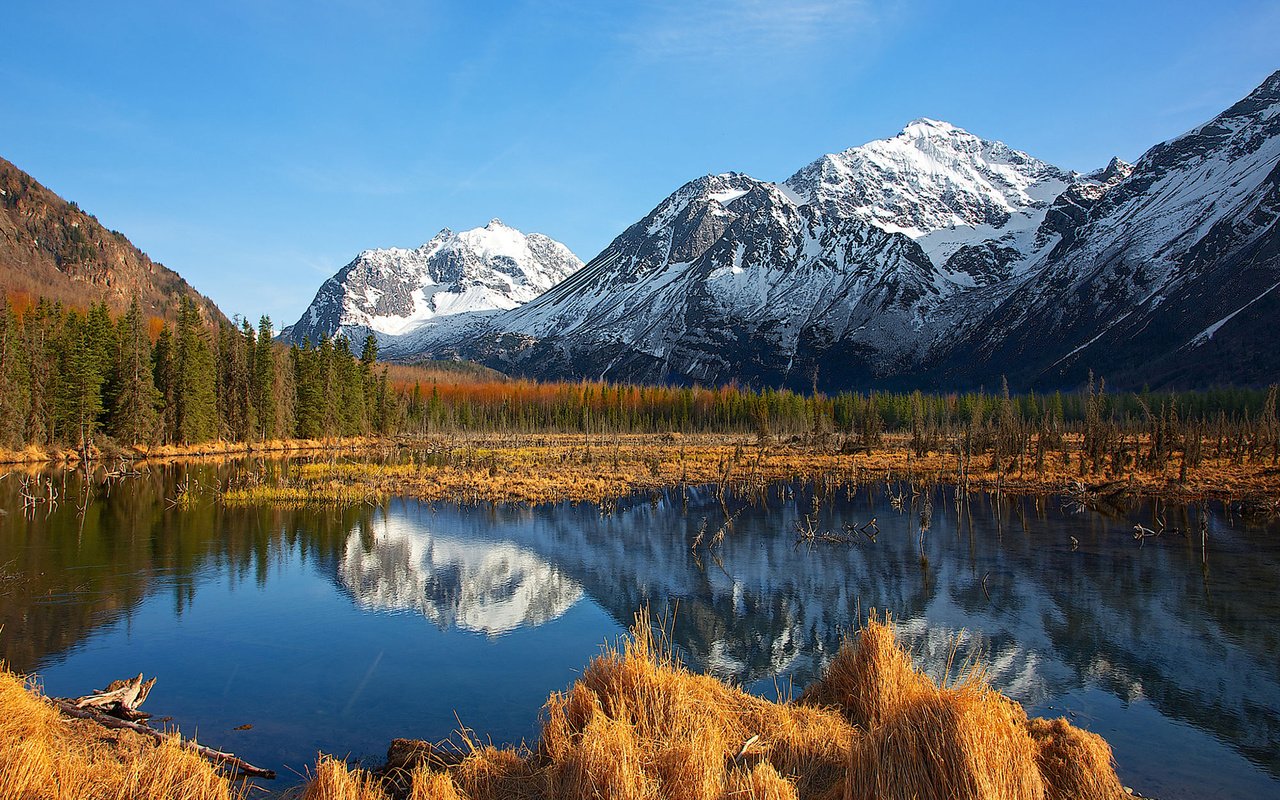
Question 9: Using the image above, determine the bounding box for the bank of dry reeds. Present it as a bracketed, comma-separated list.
[0, 665, 245, 800]
[1, 615, 1128, 800]
[293, 613, 1127, 800]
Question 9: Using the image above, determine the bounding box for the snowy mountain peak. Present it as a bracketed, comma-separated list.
[1091, 156, 1134, 183]
[785, 120, 1070, 238]
[901, 117, 961, 136]
[782, 120, 1073, 283]
[282, 221, 583, 346]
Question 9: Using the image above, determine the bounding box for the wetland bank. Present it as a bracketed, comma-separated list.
[2, 331, 1279, 799]
[1, 437, 1279, 799]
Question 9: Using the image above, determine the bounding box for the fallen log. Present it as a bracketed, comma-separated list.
[50, 698, 276, 779]
[69, 672, 156, 721]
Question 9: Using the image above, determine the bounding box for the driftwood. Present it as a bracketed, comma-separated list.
[51, 676, 275, 780]
[69, 673, 156, 721]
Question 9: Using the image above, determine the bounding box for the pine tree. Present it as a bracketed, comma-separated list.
[153, 325, 178, 443]
[22, 300, 58, 446]
[110, 298, 160, 444]
[292, 342, 321, 439]
[0, 299, 30, 446]
[55, 311, 105, 450]
[317, 336, 340, 437]
[175, 297, 217, 443]
[253, 316, 277, 440]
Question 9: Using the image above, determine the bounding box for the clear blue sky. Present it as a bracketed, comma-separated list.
[3, 1, 1277, 327]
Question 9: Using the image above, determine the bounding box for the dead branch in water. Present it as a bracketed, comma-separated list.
[50, 677, 275, 780]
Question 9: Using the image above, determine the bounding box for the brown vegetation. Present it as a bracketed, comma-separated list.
[0, 615, 1133, 800]
[0, 666, 245, 800]
[207, 430, 1280, 508]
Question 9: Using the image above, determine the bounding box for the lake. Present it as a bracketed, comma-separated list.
[1, 461, 1277, 798]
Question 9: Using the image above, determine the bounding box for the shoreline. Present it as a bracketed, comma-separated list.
[1, 614, 1141, 800]
[3, 432, 1279, 507]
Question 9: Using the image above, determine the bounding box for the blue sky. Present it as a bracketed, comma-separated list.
[4, 1, 1278, 326]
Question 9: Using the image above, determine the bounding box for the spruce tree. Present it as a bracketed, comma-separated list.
[55, 311, 104, 450]
[153, 325, 178, 443]
[24, 300, 59, 446]
[253, 316, 277, 440]
[0, 299, 30, 446]
[175, 297, 217, 443]
[292, 342, 321, 439]
[110, 298, 160, 444]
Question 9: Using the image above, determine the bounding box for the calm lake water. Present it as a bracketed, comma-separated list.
[1, 462, 1277, 798]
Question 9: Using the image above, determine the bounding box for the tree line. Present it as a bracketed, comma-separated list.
[0, 294, 1274, 451]
[0, 296, 396, 450]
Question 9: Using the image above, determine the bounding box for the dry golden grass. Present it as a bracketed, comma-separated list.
[281, 613, 1127, 800]
[846, 682, 1046, 800]
[1, 615, 1133, 800]
[722, 762, 799, 800]
[405, 766, 466, 800]
[798, 614, 937, 730]
[1026, 717, 1128, 800]
[0, 664, 245, 800]
[535, 619, 856, 800]
[301, 755, 387, 800]
[208, 431, 1280, 508]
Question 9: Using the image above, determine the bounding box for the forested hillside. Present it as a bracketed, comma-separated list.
[0, 156, 222, 324]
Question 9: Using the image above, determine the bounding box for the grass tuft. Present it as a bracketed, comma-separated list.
[0, 615, 1132, 800]
[1027, 717, 1128, 800]
[0, 664, 244, 800]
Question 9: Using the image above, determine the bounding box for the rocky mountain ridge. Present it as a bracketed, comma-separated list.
[282, 219, 582, 347]
[0, 156, 223, 323]
[321, 70, 1280, 391]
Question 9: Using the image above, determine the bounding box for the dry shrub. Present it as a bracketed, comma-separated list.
[540, 614, 855, 800]
[846, 682, 1045, 800]
[406, 765, 467, 800]
[0, 663, 244, 800]
[550, 705, 658, 800]
[799, 612, 936, 729]
[301, 755, 386, 800]
[722, 762, 799, 800]
[1027, 717, 1127, 800]
[450, 745, 539, 800]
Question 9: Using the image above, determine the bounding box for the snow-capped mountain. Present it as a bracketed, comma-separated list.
[281, 219, 582, 347]
[407, 172, 948, 385]
[784, 118, 1075, 285]
[364, 70, 1280, 390]
[940, 69, 1280, 387]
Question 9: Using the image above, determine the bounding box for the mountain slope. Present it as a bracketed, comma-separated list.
[283, 219, 581, 347]
[940, 69, 1280, 388]
[784, 118, 1076, 285]
[407, 173, 946, 387]
[380, 70, 1280, 391]
[0, 156, 223, 322]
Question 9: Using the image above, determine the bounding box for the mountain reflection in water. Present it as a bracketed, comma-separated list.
[337, 516, 583, 635]
[0, 464, 1277, 798]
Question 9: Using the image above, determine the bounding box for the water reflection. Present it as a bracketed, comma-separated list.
[337, 516, 582, 635]
[0, 464, 1277, 797]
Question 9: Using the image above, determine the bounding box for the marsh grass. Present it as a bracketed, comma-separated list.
[276, 612, 1125, 800]
[0, 613, 1129, 800]
[206, 431, 1280, 509]
[0, 665, 246, 800]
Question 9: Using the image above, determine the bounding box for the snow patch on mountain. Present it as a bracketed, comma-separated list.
[282, 219, 582, 346]
[785, 118, 1077, 284]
